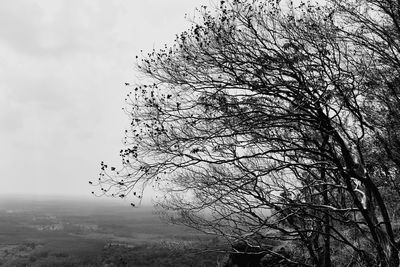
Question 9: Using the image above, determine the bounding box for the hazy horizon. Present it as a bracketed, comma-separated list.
[0, 192, 157, 208]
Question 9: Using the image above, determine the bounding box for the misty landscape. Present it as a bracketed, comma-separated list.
[3, 0, 400, 265]
[0, 196, 225, 266]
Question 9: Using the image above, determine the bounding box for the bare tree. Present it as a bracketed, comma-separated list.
[93, 0, 400, 265]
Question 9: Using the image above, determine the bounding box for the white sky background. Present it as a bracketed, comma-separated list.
[0, 0, 210, 198]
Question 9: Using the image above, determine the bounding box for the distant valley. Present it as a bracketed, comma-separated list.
[0, 196, 225, 266]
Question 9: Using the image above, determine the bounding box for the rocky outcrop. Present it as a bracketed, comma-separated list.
[222, 242, 297, 267]
[260, 246, 297, 267]
[222, 241, 267, 267]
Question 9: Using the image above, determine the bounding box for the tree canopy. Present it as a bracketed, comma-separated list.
[92, 0, 400, 266]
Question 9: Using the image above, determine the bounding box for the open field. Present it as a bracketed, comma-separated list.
[0, 196, 226, 266]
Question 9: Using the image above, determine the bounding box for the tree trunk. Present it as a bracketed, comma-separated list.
[376, 228, 399, 267]
[387, 247, 399, 267]
[321, 169, 331, 267]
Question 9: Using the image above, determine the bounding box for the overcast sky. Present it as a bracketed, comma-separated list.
[0, 0, 210, 199]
